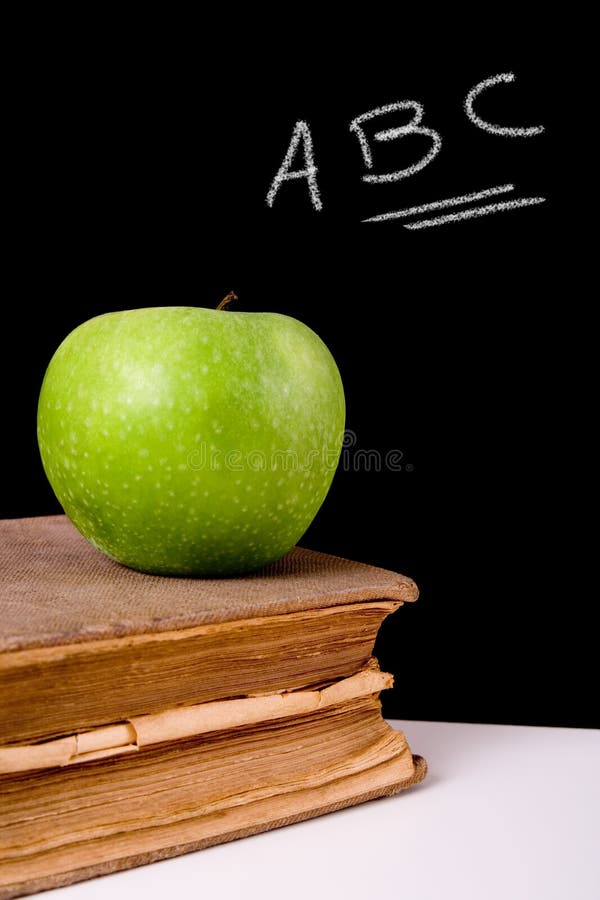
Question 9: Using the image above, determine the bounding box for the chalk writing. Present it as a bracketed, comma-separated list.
[266, 120, 322, 211]
[403, 196, 545, 229]
[362, 184, 515, 223]
[464, 72, 545, 137]
[266, 73, 545, 227]
[349, 101, 442, 183]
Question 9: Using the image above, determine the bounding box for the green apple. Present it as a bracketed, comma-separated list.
[37, 306, 345, 576]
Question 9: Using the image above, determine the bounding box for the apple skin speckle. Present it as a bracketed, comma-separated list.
[37, 306, 345, 576]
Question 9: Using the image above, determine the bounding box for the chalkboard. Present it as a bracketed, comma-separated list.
[4, 29, 590, 727]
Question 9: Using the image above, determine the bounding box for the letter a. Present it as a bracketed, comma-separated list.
[266, 120, 323, 210]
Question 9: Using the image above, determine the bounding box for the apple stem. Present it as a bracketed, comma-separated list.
[216, 291, 238, 311]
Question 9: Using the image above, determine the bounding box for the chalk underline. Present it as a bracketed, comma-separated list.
[363, 184, 546, 229]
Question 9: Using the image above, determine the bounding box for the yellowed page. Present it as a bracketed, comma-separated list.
[0, 663, 392, 774]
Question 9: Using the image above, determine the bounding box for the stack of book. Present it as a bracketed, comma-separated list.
[0, 516, 426, 898]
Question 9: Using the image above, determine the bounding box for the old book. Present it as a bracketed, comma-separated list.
[0, 516, 426, 898]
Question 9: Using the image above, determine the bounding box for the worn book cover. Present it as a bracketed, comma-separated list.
[0, 516, 426, 898]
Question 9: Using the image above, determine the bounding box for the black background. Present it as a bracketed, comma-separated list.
[4, 26, 591, 727]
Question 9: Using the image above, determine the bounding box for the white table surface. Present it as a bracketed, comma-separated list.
[44, 720, 600, 900]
